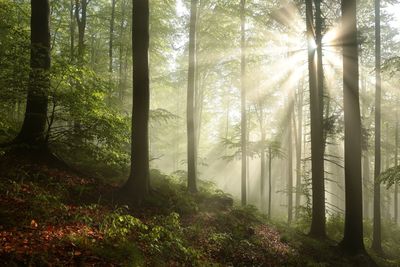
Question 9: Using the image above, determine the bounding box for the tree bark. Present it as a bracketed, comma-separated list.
[295, 85, 303, 220]
[75, 0, 88, 65]
[69, 0, 75, 61]
[306, 0, 326, 238]
[240, 0, 247, 206]
[360, 49, 371, 220]
[288, 105, 293, 225]
[121, 0, 150, 206]
[395, 108, 399, 224]
[372, 0, 383, 254]
[339, 0, 365, 254]
[187, 0, 198, 193]
[268, 147, 272, 220]
[260, 119, 266, 212]
[16, 0, 50, 147]
[109, 0, 116, 73]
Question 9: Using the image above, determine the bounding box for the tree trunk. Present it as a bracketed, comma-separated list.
[121, 0, 150, 206]
[109, 0, 116, 73]
[339, 0, 365, 254]
[372, 0, 383, 254]
[360, 49, 370, 220]
[260, 125, 266, 212]
[268, 147, 272, 220]
[306, 0, 326, 238]
[16, 0, 50, 147]
[395, 108, 399, 224]
[295, 85, 303, 219]
[187, 0, 198, 193]
[75, 0, 88, 64]
[240, 0, 247, 206]
[69, 0, 75, 61]
[288, 106, 293, 225]
[363, 152, 371, 219]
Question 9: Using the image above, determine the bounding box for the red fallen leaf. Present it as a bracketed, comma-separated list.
[74, 251, 82, 256]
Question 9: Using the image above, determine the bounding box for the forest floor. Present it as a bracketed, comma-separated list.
[0, 154, 397, 266]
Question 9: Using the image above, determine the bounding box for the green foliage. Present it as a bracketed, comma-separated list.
[0, 1, 30, 143]
[326, 214, 344, 242]
[380, 165, 400, 188]
[148, 169, 234, 215]
[100, 207, 147, 241]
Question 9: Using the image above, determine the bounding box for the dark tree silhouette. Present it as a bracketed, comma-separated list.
[121, 0, 150, 206]
[339, 0, 365, 254]
[15, 0, 50, 147]
[306, 0, 326, 239]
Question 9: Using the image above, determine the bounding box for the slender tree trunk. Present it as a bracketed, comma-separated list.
[246, 111, 250, 198]
[295, 86, 303, 219]
[360, 49, 371, 220]
[260, 118, 266, 212]
[372, 0, 383, 254]
[187, 0, 198, 193]
[288, 106, 293, 225]
[340, 0, 365, 254]
[16, 0, 50, 147]
[109, 0, 116, 73]
[363, 152, 371, 219]
[118, 0, 127, 101]
[383, 124, 390, 220]
[69, 0, 75, 61]
[395, 108, 399, 223]
[121, 0, 150, 206]
[306, 0, 326, 238]
[240, 0, 247, 206]
[75, 0, 87, 65]
[268, 147, 272, 220]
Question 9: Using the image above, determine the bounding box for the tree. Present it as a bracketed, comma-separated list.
[395, 107, 399, 223]
[240, 0, 247, 206]
[372, 0, 383, 254]
[288, 101, 293, 225]
[109, 0, 116, 74]
[75, 0, 89, 64]
[15, 0, 50, 147]
[268, 146, 273, 219]
[339, 0, 365, 254]
[121, 0, 150, 206]
[306, 0, 326, 238]
[69, 0, 75, 61]
[187, 0, 199, 193]
[295, 85, 304, 220]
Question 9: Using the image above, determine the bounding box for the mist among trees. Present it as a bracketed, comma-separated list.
[1, 0, 400, 265]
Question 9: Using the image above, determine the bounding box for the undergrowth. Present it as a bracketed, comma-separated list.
[0, 161, 399, 266]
